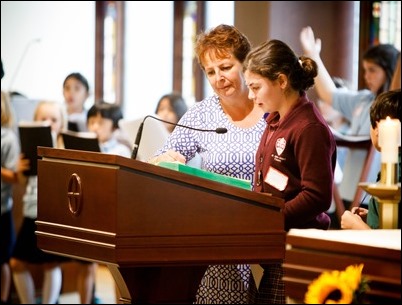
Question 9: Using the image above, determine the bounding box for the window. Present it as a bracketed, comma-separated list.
[378, 1, 401, 50]
[95, 1, 124, 105]
[173, 1, 205, 106]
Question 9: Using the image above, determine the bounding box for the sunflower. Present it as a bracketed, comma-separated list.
[304, 264, 368, 304]
[304, 270, 354, 304]
[340, 264, 364, 291]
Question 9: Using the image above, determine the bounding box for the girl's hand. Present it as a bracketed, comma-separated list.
[341, 210, 370, 230]
[17, 154, 30, 184]
[351, 206, 368, 222]
[300, 26, 321, 58]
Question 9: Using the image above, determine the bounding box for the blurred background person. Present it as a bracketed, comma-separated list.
[341, 89, 401, 230]
[300, 26, 400, 137]
[300, 26, 400, 219]
[63, 72, 91, 132]
[1, 90, 29, 305]
[154, 92, 188, 133]
[10, 101, 67, 304]
[87, 102, 131, 158]
[317, 77, 351, 134]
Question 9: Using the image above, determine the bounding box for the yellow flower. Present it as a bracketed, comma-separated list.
[340, 264, 364, 292]
[305, 271, 353, 304]
[304, 264, 368, 304]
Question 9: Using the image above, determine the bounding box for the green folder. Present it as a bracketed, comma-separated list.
[158, 161, 251, 190]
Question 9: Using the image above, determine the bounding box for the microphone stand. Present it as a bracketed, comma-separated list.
[8, 38, 41, 92]
[131, 120, 144, 160]
[131, 115, 227, 160]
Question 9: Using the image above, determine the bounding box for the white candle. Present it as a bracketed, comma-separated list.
[378, 116, 401, 163]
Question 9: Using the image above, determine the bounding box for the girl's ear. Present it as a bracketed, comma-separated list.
[373, 124, 379, 136]
[277, 73, 288, 89]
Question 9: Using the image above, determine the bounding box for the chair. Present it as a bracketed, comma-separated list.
[118, 116, 169, 162]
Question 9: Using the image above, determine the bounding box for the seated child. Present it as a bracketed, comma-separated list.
[341, 89, 401, 229]
[87, 102, 131, 158]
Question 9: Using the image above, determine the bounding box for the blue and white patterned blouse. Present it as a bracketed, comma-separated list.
[155, 95, 266, 184]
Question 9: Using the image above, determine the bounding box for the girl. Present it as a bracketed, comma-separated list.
[243, 39, 336, 303]
[1, 91, 28, 304]
[63, 72, 90, 132]
[87, 102, 131, 158]
[154, 92, 188, 133]
[10, 100, 66, 304]
[300, 26, 400, 137]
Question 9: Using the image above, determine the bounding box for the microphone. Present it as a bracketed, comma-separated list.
[131, 115, 227, 160]
[8, 38, 41, 92]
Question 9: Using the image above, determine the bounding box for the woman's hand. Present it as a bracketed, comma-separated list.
[148, 149, 186, 165]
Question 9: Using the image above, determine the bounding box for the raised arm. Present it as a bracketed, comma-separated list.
[300, 26, 337, 106]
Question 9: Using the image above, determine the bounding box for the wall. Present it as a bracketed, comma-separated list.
[267, 1, 358, 86]
[234, 1, 269, 47]
[234, 1, 359, 98]
[1, 1, 95, 108]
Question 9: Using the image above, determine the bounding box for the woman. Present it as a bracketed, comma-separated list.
[243, 39, 337, 303]
[150, 24, 266, 304]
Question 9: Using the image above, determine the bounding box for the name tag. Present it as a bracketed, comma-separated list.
[265, 166, 288, 191]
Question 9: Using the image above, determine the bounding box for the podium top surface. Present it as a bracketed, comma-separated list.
[37, 146, 284, 209]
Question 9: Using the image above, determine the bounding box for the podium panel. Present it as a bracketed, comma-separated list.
[36, 147, 285, 303]
[284, 229, 401, 303]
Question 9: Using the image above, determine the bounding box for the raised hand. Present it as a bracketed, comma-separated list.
[300, 26, 321, 58]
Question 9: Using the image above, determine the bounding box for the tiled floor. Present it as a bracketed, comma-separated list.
[59, 264, 117, 304]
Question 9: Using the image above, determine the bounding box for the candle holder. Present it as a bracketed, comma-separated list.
[358, 162, 400, 229]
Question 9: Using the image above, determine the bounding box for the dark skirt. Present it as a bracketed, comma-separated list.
[247, 263, 285, 304]
[1, 210, 16, 264]
[12, 217, 69, 264]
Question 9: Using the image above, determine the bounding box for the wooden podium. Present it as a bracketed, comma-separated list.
[36, 147, 285, 304]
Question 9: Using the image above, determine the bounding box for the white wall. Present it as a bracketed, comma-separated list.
[1, 1, 95, 108]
